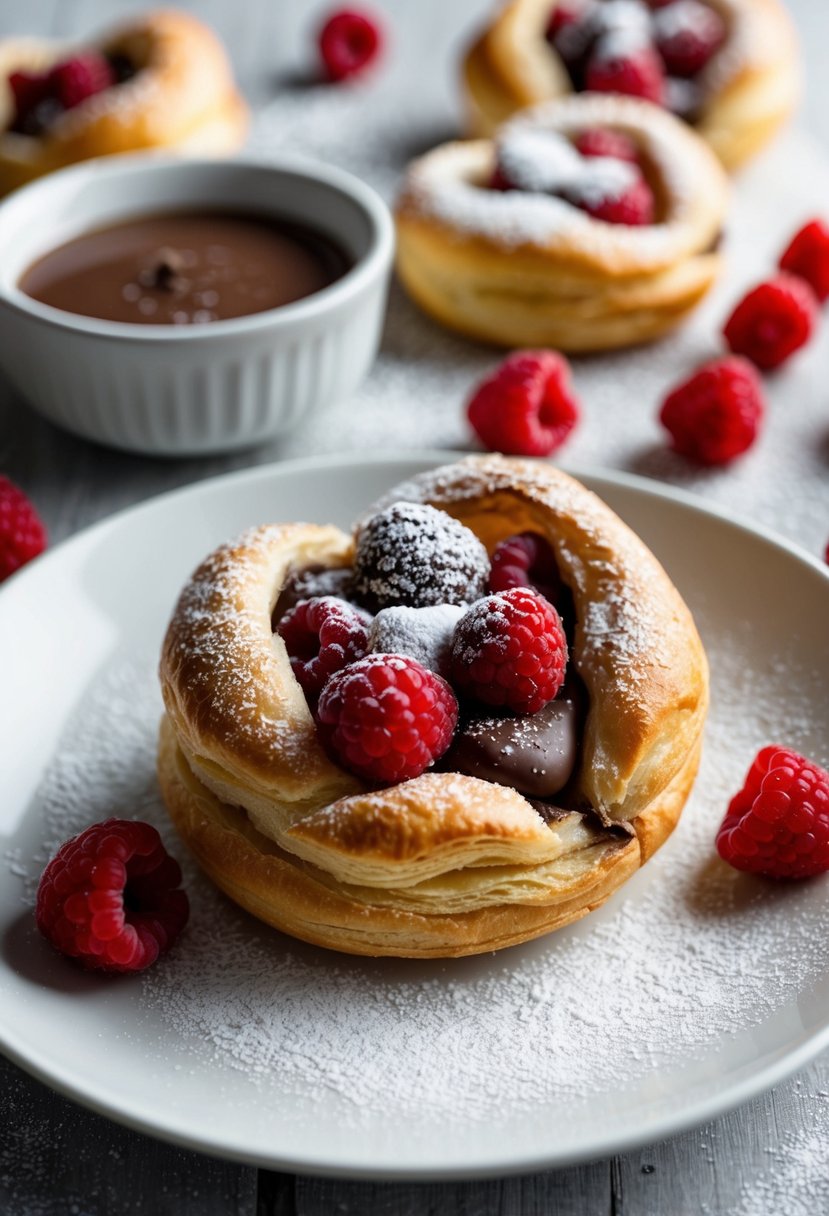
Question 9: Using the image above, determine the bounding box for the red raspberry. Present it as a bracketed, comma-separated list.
[659, 356, 764, 465]
[36, 819, 189, 973]
[546, 0, 598, 64]
[586, 42, 665, 105]
[0, 476, 47, 582]
[576, 174, 655, 226]
[48, 53, 115, 109]
[575, 127, 640, 163]
[653, 1, 726, 77]
[318, 8, 383, 82]
[316, 654, 458, 784]
[8, 69, 50, 129]
[467, 350, 581, 457]
[450, 587, 568, 715]
[716, 748, 829, 880]
[723, 274, 819, 371]
[277, 595, 371, 702]
[489, 533, 563, 607]
[779, 219, 829, 303]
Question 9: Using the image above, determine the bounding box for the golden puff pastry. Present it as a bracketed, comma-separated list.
[157, 456, 708, 958]
[0, 10, 248, 196]
[462, 0, 799, 171]
[395, 93, 728, 352]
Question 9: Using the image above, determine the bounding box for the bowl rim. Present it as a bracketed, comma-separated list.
[0, 151, 395, 342]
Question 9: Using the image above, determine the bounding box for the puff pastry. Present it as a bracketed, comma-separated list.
[395, 93, 728, 351]
[0, 10, 248, 196]
[157, 456, 708, 958]
[462, 0, 799, 170]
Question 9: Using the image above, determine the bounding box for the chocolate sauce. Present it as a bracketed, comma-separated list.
[19, 211, 352, 325]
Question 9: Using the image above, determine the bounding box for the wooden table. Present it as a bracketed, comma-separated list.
[2, 2, 829, 1212]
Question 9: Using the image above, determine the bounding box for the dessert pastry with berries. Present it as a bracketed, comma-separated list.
[395, 92, 728, 351]
[0, 9, 248, 195]
[462, 0, 798, 170]
[157, 455, 708, 958]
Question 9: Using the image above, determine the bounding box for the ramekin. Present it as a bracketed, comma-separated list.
[0, 154, 394, 455]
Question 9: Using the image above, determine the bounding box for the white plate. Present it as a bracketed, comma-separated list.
[1, 453, 828, 1181]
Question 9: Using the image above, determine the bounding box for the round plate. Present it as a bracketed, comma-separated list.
[1, 453, 828, 1180]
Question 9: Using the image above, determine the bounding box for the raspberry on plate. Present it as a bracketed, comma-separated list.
[0, 476, 47, 582]
[316, 654, 458, 784]
[489, 532, 563, 607]
[277, 595, 371, 702]
[318, 8, 383, 82]
[716, 747, 829, 879]
[36, 819, 189, 973]
[450, 587, 568, 715]
[586, 41, 666, 104]
[779, 218, 829, 303]
[467, 350, 581, 458]
[653, 0, 726, 77]
[723, 274, 818, 371]
[575, 127, 640, 163]
[659, 356, 765, 465]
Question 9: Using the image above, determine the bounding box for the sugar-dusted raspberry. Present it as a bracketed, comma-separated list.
[353, 502, 490, 613]
[318, 8, 383, 81]
[779, 219, 829, 303]
[547, 0, 599, 65]
[575, 127, 640, 163]
[367, 603, 464, 678]
[489, 532, 563, 607]
[716, 747, 829, 879]
[575, 173, 655, 226]
[272, 564, 354, 626]
[659, 356, 764, 465]
[49, 53, 115, 109]
[36, 819, 189, 973]
[653, 0, 726, 77]
[450, 587, 568, 715]
[586, 41, 665, 104]
[278, 596, 371, 702]
[467, 350, 581, 458]
[723, 274, 819, 371]
[0, 476, 47, 582]
[317, 654, 458, 783]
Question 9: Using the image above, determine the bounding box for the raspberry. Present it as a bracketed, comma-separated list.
[316, 654, 458, 784]
[49, 53, 115, 109]
[353, 502, 490, 613]
[653, 0, 726, 77]
[277, 596, 371, 702]
[318, 8, 383, 82]
[659, 356, 764, 465]
[586, 42, 665, 104]
[36, 819, 189, 973]
[576, 174, 655, 226]
[716, 748, 829, 879]
[723, 275, 819, 371]
[449, 587, 568, 715]
[0, 476, 47, 582]
[489, 533, 563, 607]
[467, 350, 581, 458]
[779, 219, 829, 303]
[575, 127, 640, 163]
[547, 0, 599, 66]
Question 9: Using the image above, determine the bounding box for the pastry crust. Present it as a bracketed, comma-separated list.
[395, 93, 728, 351]
[0, 10, 248, 196]
[158, 456, 709, 957]
[461, 0, 799, 170]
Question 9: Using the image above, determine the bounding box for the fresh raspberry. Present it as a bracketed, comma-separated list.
[450, 587, 568, 715]
[586, 42, 666, 105]
[575, 127, 640, 163]
[576, 174, 655, 226]
[489, 533, 563, 607]
[36, 819, 189, 973]
[546, 0, 599, 65]
[723, 274, 819, 371]
[316, 654, 458, 783]
[659, 356, 764, 465]
[278, 595, 371, 703]
[467, 350, 581, 458]
[716, 748, 829, 879]
[8, 69, 50, 130]
[318, 8, 383, 82]
[48, 53, 115, 109]
[779, 219, 829, 303]
[653, 0, 726, 77]
[0, 476, 47, 582]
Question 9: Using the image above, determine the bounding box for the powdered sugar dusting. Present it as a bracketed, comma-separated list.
[368, 603, 463, 675]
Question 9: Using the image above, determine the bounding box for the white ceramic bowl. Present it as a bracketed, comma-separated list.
[0, 154, 394, 455]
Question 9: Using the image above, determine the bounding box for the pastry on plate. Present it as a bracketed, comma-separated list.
[395, 92, 728, 351]
[157, 455, 709, 958]
[0, 9, 248, 195]
[462, 0, 799, 170]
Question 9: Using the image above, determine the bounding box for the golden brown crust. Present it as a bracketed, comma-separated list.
[0, 10, 248, 195]
[461, 0, 799, 170]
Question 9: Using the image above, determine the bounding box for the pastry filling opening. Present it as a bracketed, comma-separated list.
[5, 49, 137, 137]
